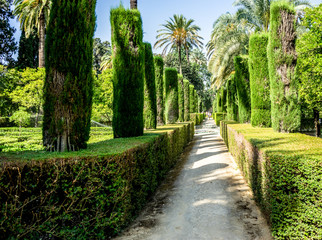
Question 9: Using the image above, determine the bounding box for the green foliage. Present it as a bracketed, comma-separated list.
[234, 55, 250, 123]
[190, 113, 205, 125]
[110, 6, 144, 138]
[183, 79, 190, 121]
[221, 87, 227, 113]
[221, 122, 322, 239]
[216, 89, 222, 112]
[154, 56, 165, 125]
[194, 89, 198, 113]
[92, 69, 113, 124]
[17, 29, 38, 69]
[214, 112, 226, 126]
[296, 4, 322, 112]
[143, 42, 157, 129]
[164, 68, 178, 124]
[178, 74, 184, 122]
[189, 84, 195, 113]
[268, 1, 301, 132]
[249, 33, 271, 127]
[226, 75, 238, 121]
[43, 0, 96, 151]
[0, 122, 194, 239]
[92, 38, 111, 76]
[10, 107, 31, 128]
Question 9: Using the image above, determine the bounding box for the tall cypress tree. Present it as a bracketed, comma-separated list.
[183, 79, 190, 121]
[154, 56, 165, 126]
[268, 1, 301, 132]
[43, 0, 96, 152]
[189, 84, 194, 113]
[111, 6, 144, 137]
[17, 29, 38, 69]
[226, 74, 238, 121]
[194, 89, 198, 113]
[143, 42, 157, 129]
[164, 68, 178, 124]
[178, 74, 184, 122]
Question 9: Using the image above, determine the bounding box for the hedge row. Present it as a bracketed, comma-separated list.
[190, 113, 205, 126]
[0, 122, 194, 239]
[220, 121, 322, 239]
[164, 68, 178, 124]
[214, 112, 226, 126]
[226, 74, 238, 121]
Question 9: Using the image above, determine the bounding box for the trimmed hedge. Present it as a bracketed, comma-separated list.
[43, 0, 96, 151]
[190, 113, 205, 126]
[268, 1, 301, 132]
[164, 68, 178, 124]
[183, 79, 190, 121]
[194, 89, 198, 113]
[178, 74, 184, 122]
[249, 33, 271, 127]
[143, 42, 157, 129]
[0, 122, 195, 239]
[214, 112, 226, 126]
[234, 56, 251, 123]
[111, 6, 144, 138]
[216, 89, 222, 112]
[189, 84, 195, 113]
[154, 56, 165, 126]
[226, 74, 238, 121]
[221, 121, 322, 239]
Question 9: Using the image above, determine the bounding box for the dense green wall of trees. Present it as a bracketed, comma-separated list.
[164, 68, 178, 124]
[183, 79, 190, 121]
[226, 75, 238, 121]
[154, 56, 165, 126]
[178, 74, 184, 122]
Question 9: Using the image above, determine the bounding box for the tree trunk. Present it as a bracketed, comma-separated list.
[38, 12, 45, 68]
[314, 108, 320, 137]
[130, 0, 137, 9]
[178, 45, 182, 75]
[185, 47, 190, 63]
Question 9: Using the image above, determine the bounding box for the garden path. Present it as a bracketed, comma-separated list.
[115, 118, 271, 240]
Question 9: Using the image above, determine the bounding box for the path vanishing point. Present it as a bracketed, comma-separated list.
[115, 118, 272, 240]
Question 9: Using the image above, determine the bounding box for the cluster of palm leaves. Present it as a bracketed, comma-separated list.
[206, 0, 312, 89]
[154, 14, 203, 75]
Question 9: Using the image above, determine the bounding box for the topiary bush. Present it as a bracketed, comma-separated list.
[216, 89, 222, 112]
[194, 89, 198, 113]
[221, 87, 227, 113]
[234, 55, 251, 123]
[143, 42, 157, 129]
[249, 33, 271, 127]
[189, 84, 195, 113]
[43, 0, 96, 151]
[178, 74, 184, 122]
[214, 112, 226, 126]
[226, 75, 238, 121]
[268, 1, 301, 132]
[111, 6, 144, 138]
[154, 56, 165, 126]
[183, 79, 190, 121]
[164, 68, 178, 124]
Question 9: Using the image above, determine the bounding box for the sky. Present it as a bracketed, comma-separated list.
[9, 0, 322, 56]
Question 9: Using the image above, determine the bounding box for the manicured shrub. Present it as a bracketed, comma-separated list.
[0, 122, 194, 239]
[183, 79, 190, 121]
[226, 75, 238, 121]
[43, 0, 96, 151]
[143, 42, 157, 129]
[221, 122, 322, 239]
[110, 6, 144, 138]
[194, 90, 198, 113]
[164, 68, 178, 124]
[216, 90, 222, 112]
[154, 56, 165, 126]
[234, 56, 251, 123]
[268, 1, 301, 132]
[189, 84, 195, 113]
[249, 33, 271, 127]
[221, 87, 227, 113]
[178, 74, 184, 122]
[214, 112, 226, 126]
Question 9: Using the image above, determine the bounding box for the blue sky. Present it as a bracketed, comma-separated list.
[10, 0, 322, 55]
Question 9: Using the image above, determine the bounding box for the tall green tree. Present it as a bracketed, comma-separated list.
[164, 68, 178, 124]
[297, 4, 322, 137]
[43, 0, 96, 151]
[154, 56, 165, 125]
[93, 38, 111, 75]
[17, 29, 38, 69]
[154, 14, 203, 75]
[0, 0, 17, 66]
[14, 0, 51, 68]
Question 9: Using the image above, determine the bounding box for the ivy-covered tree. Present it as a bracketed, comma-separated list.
[43, 0, 96, 151]
[17, 29, 39, 69]
[297, 4, 322, 137]
[0, 0, 17, 66]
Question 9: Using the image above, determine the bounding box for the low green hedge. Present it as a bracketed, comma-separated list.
[220, 121, 322, 239]
[214, 112, 226, 126]
[0, 122, 194, 239]
[190, 113, 205, 126]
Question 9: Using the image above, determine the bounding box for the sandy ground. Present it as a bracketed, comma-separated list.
[114, 118, 272, 240]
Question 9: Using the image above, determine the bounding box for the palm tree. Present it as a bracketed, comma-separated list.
[154, 14, 203, 75]
[130, 0, 137, 9]
[233, 0, 311, 32]
[100, 50, 112, 71]
[14, 0, 51, 68]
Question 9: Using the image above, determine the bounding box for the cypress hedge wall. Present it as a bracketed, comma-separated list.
[226, 75, 238, 121]
[164, 68, 178, 124]
[249, 33, 271, 127]
[178, 74, 184, 122]
[43, 0, 96, 152]
[234, 56, 251, 123]
[194, 89, 198, 113]
[189, 84, 195, 113]
[221, 87, 227, 113]
[154, 56, 165, 126]
[216, 90, 222, 112]
[183, 79, 190, 121]
[143, 42, 157, 129]
[111, 6, 144, 137]
[268, 1, 301, 132]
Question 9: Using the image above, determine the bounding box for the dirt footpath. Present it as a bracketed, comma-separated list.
[115, 119, 272, 240]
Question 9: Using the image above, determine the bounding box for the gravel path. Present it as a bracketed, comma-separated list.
[115, 118, 271, 240]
